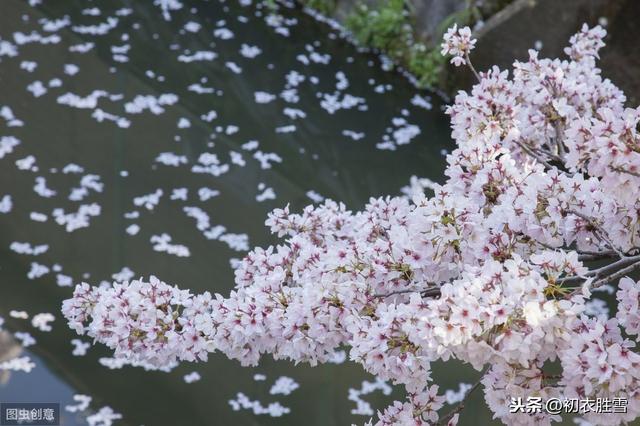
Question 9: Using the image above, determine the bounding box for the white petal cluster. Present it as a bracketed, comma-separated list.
[616, 278, 640, 335]
[560, 317, 640, 425]
[441, 25, 476, 66]
[62, 278, 214, 366]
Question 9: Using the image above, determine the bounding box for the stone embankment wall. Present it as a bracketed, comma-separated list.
[299, 0, 640, 101]
[456, 0, 640, 103]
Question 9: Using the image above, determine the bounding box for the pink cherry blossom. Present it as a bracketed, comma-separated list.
[63, 24, 640, 425]
[441, 25, 476, 67]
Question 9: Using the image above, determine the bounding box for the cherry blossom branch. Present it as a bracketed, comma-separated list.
[565, 209, 626, 257]
[541, 81, 567, 157]
[610, 165, 640, 178]
[421, 287, 443, 298]
[561, 256, 640, 299]
[553, 119, 565, 157]
[539, 148, 564, 164]
[373, 288, 419, 298]
[513, 140, 555, 169]
[590, 259, 640, 290]
[464, 52, 481, 83]
[60, 24, 640, 426]
[576, 249, 618, 261]
[373, 286, 442, 299]
[557, 254, 640, 285]
[583, 255, 640, 277]
[512, 139, 570, 174]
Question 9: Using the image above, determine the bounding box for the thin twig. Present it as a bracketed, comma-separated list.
[538, 147, 564, 164]
[373, 288, 417, 298]
[566, 210, 625, 257]
[565, 258, 640, 298]
[590, 259, 640, 290]
[588, 255, 640, 276]
[514, 140, 555, 169]
[373, 287, 442, 299]
[465, 52, 481, 83]
[577, 252, 618, 262]
[576, 249, 618, 261]
[610, 165, 640, 178]
[557, 255, 640, 287]
[436, 370, 487, 425]
[421, 287, 442, 298]
[576, 249, 618, 256]
[553, 119, 565, 157]
[559, 254, 640, 283]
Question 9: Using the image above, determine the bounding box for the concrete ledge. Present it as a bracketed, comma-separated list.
[453, 0, 640, 103]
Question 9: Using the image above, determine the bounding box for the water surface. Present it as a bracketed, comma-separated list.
[0, 1, 479, 425]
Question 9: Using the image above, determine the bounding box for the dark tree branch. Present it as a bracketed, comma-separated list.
[565, 210, 625, 257]
[590, 259, 640, 290]
[373, 285, 442, 298]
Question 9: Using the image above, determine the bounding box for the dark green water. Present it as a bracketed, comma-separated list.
[0, 1, 493, 425]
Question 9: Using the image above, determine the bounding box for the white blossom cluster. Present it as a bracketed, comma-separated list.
[441, 24, 476, 67]
[63, 25, 640, 425]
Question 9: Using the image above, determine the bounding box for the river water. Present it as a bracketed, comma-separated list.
[0, 1, 484, 425]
